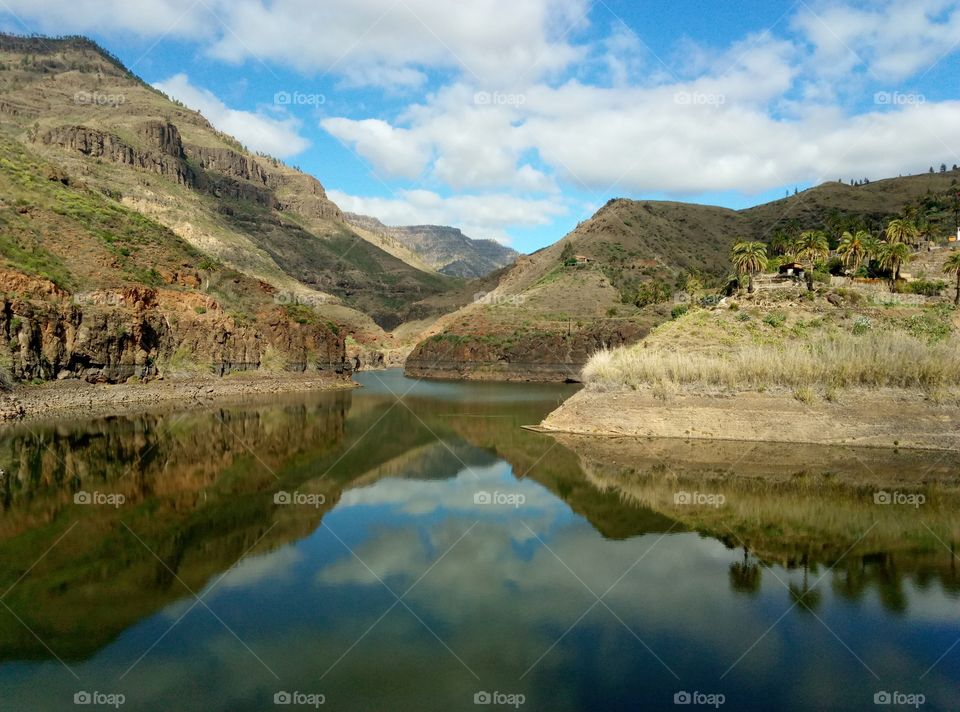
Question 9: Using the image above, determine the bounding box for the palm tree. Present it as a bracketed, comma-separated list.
[943, 252, 960, 305]
[885, 218, 919, 247]
[770, 229, 791, 256]
[877, 241, 912, 286]
[731, 241, 768, 294]
[836, 230, 871, 273]
[794, 230, 829, 290]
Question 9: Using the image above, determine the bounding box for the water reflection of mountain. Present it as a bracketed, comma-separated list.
[552, 434, 960, 611]
[0, 382, 584, 662]
[3, 377, 958, 665]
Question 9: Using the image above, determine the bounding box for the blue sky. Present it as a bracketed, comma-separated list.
[3, 0, 960, 253]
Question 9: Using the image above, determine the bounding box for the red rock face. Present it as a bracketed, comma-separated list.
[1, 286, 349, 383]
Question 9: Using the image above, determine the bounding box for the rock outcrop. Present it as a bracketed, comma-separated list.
[37, 122, 195, 186]
[0, 280, 349, 384]
[405, 322, 647, 382]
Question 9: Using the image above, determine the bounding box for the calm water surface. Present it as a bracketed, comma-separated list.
[0, 370, 957, 711]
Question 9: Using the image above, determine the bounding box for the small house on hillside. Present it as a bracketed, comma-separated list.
[778, 262, 805, 277]
[573, 254, 593, 265]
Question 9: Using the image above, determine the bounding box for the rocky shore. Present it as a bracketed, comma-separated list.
[0, 372, 355, 423]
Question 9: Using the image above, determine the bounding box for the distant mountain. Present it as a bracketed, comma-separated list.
[344, 213, 519, 278]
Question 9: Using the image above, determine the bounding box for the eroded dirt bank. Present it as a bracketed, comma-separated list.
[537, 386, 960, 451]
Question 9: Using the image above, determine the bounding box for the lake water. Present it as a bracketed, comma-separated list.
[0, 370, 957, 711]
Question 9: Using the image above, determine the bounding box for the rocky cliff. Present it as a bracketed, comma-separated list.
[0, 271, 349, 384]
[405, 321, 647, 382]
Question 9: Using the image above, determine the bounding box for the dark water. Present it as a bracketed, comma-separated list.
[0, 370, 957, 711]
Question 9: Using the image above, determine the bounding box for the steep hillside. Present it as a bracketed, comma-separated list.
[409, 170, 960, 381]
[0, 133, 347, 384]
[0, 34, 464, 343]
[345, 213, 519, 278]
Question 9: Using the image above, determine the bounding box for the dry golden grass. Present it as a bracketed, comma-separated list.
[585, 331, 960, 391]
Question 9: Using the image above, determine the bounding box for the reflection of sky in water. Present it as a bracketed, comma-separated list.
[3, 461, 958, 712]
[1, 371, 958, 712]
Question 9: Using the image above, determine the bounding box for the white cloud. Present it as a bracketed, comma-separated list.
[328, 188, 567, 244]
[793, 0, 960, 81]
[0, 0, 210, 38]
[321, 118, 429, 179]
[153, 74, 311, 158]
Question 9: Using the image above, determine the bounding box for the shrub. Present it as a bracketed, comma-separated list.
[763, 311, 787, 327]
[904, 279, 946, 296]
[852, 316, 871, 335]
[671, 305, 689, 320]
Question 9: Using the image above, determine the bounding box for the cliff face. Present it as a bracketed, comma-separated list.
[37, 122, 195, 186]
[405, 322, 646, 382]
[0, 273, 348, 383]
[36, 122, 344, 221]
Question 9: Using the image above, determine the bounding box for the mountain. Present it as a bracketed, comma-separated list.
[344, 213, 519, 278]
[0, 33, 483, 382]
[0, 35, 467, 330]
[407, 170, 960, 381]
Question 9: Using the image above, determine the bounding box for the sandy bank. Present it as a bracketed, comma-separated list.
[537, 386, 960, 451]
[0, 373, 356, 423]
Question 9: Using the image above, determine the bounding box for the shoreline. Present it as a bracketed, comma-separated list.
[0, 373, 358, 424]
[537, 386, 960, 452]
